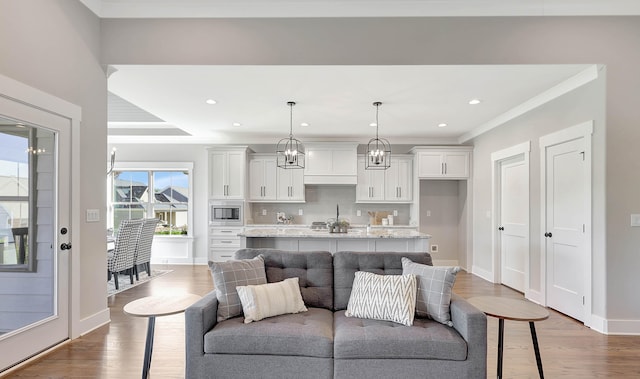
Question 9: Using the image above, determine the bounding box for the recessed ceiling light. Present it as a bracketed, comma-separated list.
[468, 99, 481, 105]
[300, 122, 309, 127]
[205, 99, 217, 105]
[232, 122, 241, 127]
[438, 123, 447, 128]
[369, 123, 377, 127]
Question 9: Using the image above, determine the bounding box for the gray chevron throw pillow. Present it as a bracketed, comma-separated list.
[345, 271, 417, 326]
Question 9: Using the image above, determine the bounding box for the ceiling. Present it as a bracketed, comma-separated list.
[81, 0, 640, 18]
[99, 1, 614, 145]
[108, 64, 594, 145]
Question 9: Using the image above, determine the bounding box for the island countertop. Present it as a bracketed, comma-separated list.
[239, 227, 431, 239]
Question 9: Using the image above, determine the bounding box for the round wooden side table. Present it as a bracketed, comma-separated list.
[124, 293, 201, 379]
[468, 296, 549, 379]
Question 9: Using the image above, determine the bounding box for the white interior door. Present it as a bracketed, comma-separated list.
[544, 137, 586, 321]
[499, 155, 528, 292]
[0, 95, 71, 371]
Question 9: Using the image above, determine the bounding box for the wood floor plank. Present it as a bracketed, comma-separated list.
[4, 265, 640, 378]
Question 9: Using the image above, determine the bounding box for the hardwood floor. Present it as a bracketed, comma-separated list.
[4, 265, 640, 378]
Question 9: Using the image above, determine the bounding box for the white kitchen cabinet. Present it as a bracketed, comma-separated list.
[413, 148, 471, 179]
[304, 142, 358, 184]
[277, 167, 305, 202]
[209, 226, 243, 261]
[385, 155, 413, 202]
[356, 155, 412, 203]
[356, 156, 385, 202]
[209, 147, 248, 199]
[249, 155, 277, 201]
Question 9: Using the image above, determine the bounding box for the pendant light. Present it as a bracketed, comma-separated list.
[276, 101, 305, 169]
[365, 101, 391, 170]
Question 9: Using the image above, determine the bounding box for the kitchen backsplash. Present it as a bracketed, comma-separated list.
[248, 185, 411, 225]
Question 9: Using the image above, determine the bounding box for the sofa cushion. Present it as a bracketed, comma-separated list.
[334, 310, 467, 361]
[204, 307, 334, 358]
[237, 277, 308, 323]
[333, 251, 432, 311]
[209, 255, 267, 322]
[235, 249, 334, 310]
[402, 257, 461, 326]
[345, 271, 417, 326]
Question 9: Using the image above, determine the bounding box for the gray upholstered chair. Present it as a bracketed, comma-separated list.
[133, 218, 159, 280]
[107, 219, 143, 290]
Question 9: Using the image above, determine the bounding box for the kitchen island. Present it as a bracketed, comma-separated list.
[239, 227, 431, 254]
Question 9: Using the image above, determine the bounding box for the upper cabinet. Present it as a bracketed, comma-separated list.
[304, 142, 358, 185]
[385, 155, 413, 202]
[248, 154, 305, 202]
[356, 155, 413, 203]
[412, 147, 472, 179]
[209, 147, 248, 199]
[277, 168, 305, 202]
[248, 155, 277, 201]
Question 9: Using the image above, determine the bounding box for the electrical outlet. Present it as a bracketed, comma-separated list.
[393, 210, 398, 217]
[356, 210, 361, 217]
[430, 244, 439, 253]
[426, 210, 431, 217]
[298, 209, 304, 216]
[262, 209, 267, 216]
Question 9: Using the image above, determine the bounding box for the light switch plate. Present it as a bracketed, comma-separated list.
[631, 214, 640, 227]
[393, 210, 398, 217]
[356, 210, 361, 217]
[262, 209, 267, 216]
[86, 209, 100, 222]
[298, 209, 303, 216]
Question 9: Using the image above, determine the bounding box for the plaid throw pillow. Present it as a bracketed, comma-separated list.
[209, 255, 267, 321]
[401, 257, 460, 326]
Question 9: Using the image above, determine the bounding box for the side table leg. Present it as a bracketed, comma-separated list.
[497, 318, 504, 379]
[142, 316, 156, 379]
[529, 322, 544, 379]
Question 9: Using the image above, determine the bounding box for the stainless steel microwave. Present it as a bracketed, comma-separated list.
[209, 200, 244, 226]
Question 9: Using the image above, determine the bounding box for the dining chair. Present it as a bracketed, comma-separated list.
[107, 219, 143, 290]
[11, 227, 28, 265]
[133, 218, 159, 280]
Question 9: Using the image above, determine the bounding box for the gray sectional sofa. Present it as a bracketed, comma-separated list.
[185, 249, 487, 379]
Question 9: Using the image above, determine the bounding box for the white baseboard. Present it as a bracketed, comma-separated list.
[151, 257, 197, 265]
[471, 265, 494, 283]
[592, 317, 640, 335]
[525, 289, 543, 305]
[193, 257, 208, 265]
[432, 259, 459, 266]
[78, 308, 110, 336]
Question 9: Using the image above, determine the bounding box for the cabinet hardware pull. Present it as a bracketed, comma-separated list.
[444, 162, 447, 175]
[221, 240, 233, 244]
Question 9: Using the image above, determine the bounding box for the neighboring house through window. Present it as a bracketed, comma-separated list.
[108, 162, 193, 236]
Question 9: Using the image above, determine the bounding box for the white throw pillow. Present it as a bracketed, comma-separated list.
[236, 277, 308, 323]
[401, 257, 461, 326]
[345, 271, 417, 326]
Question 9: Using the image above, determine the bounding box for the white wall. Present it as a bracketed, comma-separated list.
[99, 16, 640, 329]
[108, 143, 210, 263]
[0, 1, 108, 335]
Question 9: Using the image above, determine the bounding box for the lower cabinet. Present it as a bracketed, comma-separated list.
[209, 227, 243, 261]
[241, 237, 429, 253]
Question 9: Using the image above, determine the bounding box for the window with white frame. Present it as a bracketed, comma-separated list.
[108, 162, 193, 236]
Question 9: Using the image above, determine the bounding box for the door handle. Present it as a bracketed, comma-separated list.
[60, 243, 72, 250]
[544, 232, 553, 238]
[498, 226, 504, 231]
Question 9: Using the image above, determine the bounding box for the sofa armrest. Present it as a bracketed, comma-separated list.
[185, 291, 218, 366]
[450, 293, 487, 373]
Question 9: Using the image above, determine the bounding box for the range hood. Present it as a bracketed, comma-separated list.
[303, 142, 358, 185]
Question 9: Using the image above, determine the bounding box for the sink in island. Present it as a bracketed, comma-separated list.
[239, 226, 431, 254]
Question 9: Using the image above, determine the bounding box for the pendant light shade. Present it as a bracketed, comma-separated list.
[365, 101, 391, 170]
[276, 101, 305, 169]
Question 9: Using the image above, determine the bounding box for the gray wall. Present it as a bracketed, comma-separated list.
[100, 16, 640, 324]
[0, 1, 107, 330]
[470, 71, 606, 314]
